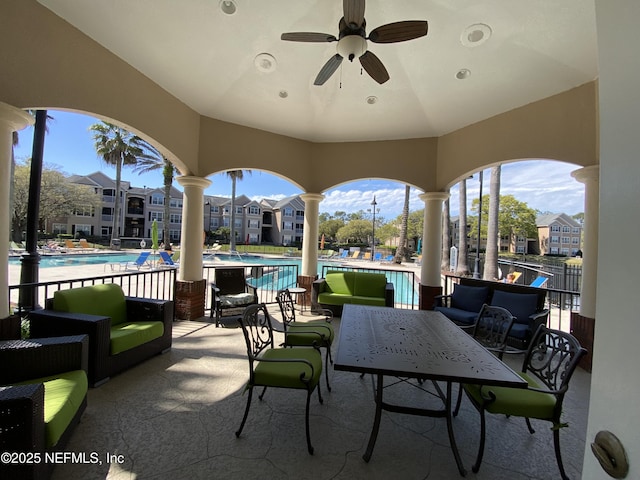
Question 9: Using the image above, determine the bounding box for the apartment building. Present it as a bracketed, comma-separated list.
[536, 213, 582, 256]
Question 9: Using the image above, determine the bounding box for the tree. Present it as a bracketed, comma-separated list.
[470, 194, 538, 246]
[133, 152, 178, 248]
[483, 166, 501, 280]
[226, 170, 251, 251]
[395, 185, 411, 263]
[441, 196, 451, 271]
[11, 162, 100, 239]
[336, 219, 372, 244]
[90, 122, 153, 246]
[456, 178, 470, 276]
[318, 218, 344, 241]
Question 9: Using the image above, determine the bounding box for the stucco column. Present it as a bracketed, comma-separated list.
[419, 192, 450, 309]
[0, 102, 33, 318]
[300, 193, 324, 277]
[571, 165, 599, 318]
[176, 176, 211, 281]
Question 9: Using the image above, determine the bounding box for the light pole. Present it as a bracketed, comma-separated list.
[204, 200, 212, 245]
[473, 171, 483, 279]
[370, 196, 379, 261]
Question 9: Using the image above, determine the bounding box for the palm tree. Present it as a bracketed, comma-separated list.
[395, 185, 411, 263]
[483, 166, 501, 280]
[90, 122, 152, 246]
[133, 152, 178, 248]
[441, 195, 451, 271]
[456, 178, 470, 276]
[226, 170, 251, 251]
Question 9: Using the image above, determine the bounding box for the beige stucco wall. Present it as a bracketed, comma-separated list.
[1, 1, 598, 195]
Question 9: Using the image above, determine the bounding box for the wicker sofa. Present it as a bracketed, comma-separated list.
[434, 277, 549, 349]
[29, 284, 173, 387]
[0, 335, 88, 480]
[311, 270, 394, 316]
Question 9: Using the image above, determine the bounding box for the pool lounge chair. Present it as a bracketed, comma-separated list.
[120, 251, 151, 271]
[529, 276, 549, 288]
[373, 252, 382, 262]
[158, 250, 178, 268]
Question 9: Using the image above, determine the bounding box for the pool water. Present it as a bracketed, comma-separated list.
[8, 253, 140, 268]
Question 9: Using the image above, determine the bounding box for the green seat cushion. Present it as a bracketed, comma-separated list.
[349, 296, 386, 306]
[219, 293, 255, 308]
[253, 348, 322, 389]
[286, 321, 334, 346]
[324, 271, 355, 295]
[464, 372, 557, 420]
[317, 292, 351, 305]
[353, 273, 387, 297]
[110, 321, 164, 355]
[16, 370, 88, 448]
[53, 283, 127, 326]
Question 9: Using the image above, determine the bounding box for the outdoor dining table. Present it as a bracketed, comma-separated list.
[334, 304, 527, 476]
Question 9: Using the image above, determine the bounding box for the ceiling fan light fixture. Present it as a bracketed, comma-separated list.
[220, 0, 236, 15]
[336, 35, 367, 62]
[279, 90, 288, 99]
[254, 53, 276, 73]
[366, 96, 378, 105]
[461, 23, 492, 47]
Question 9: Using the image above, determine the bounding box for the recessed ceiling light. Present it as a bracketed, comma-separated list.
[279, 90, 288, 99]
[461, 23, 492, 47]
[366, 96, 378, 105]
[254, 53, 276, 73]
[220, 1, 236, 15]
[456, 69, 471, 80]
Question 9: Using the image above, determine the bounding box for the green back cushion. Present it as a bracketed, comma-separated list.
[491, 290, 539, 324]
[353, 273, 387, 297]
[17, 370, 88, 448]
[53, 283, 127, 326]
[324, 271, 355, 294]
[450, 284, 490, 312]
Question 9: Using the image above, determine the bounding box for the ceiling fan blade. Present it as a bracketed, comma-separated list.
[368, 21, 428, 43]
[343, 0, 365, 29]
[314, 54, 343, 85]
[281, 32, 337, 43]
[359, 50, 389, 84]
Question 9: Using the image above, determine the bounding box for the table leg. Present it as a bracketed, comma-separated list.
[445, 381, 466, 476]
[363, 373, 384, 462]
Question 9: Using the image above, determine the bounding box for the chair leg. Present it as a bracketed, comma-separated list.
[316, 381, 323, 405]
[305, 390, 314, 455]
[324, 348, 332, 392]
[553, 425, 570, 480]
[525, 417, 536, 434]
[235, 386, 253, 438]
[472, 409, 487, 473]
[258, 385, 268, 400]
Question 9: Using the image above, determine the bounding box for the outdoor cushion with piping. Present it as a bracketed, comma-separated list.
[110, 322, 165, 355]
[490, 290, 539, 325]
[254, 348, 322, 389]
[450, 284, 490, 312]
[53, 283, 127, 326]
[353, 272, 389, 297]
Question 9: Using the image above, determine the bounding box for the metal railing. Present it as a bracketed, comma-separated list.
[9, 269, 177, 316]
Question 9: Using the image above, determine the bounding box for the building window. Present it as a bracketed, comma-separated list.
[249, 205, 260, 215]
[150, 194, 164, 205]
[517, 236, 526, 242]
[101, 226, 111, 237]
[236, 206, 243, 214]
[75, 224, 91, 235]
[234, 219, 242, 228]
[283, 207, 293, 217]
[561, 248, 570, 255]
[223, 218, 229, 227]
[170, 213, 182, 224]
[550, 247, 559, 254]
[169, 229, 180, 241]
[210, 218, 219, 228]
[551, 224, 561, 232]
[562, 225, 571, 232]
[282, 235, 292, 245]
[52, 223, 68, 234]
[169, 198, 183, 208]
[211, 205, 219, 213]
[248, 219, 259, 228]
[516, 245, 525, 253]
[572, 237, 580, 244]
[562, 236, 570, 244]
[572, 227, 580, 234]
[550, 236, 560, 243]
[248, 233, 259, 243]
[283, 221, 293, 230]
[150, 211, 163, 222]
[73, 206, 93, 217]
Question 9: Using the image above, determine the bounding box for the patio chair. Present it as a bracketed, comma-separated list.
[461, 325, 587, 480]
[235, 304, 323, 455]
[453, 304, 516, 415]
[276, 289, 334, 390]
[339, 249, 349, 259]
[0, 335, 88, 480]
[373, 252, 382, 261]
[158, 250, 177, 268]
[210, 267, 258, 327]
[529, 276, 549, 288]
[120, 251, 151, 270]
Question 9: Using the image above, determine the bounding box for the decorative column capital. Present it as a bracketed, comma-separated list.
[571, 165, 599, 184]
[300, 193, 325, 204]
[419, 191, 450, 203]
[0, 102, 34, 131]
[176, 175, 212, 189]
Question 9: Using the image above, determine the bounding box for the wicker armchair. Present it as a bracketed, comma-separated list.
[0, 335, 88, 480]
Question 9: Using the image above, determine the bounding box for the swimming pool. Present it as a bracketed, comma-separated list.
[8, 253, 140, 268]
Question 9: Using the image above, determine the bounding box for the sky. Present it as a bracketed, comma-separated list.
[13, 110, 585, 221]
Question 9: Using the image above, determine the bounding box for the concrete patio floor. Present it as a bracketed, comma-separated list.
[49, 308, 591, 480]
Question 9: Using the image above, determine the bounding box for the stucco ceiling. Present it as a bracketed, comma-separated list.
[38, 0, 598, 143]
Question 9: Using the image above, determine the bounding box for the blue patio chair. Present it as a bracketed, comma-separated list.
[529, 276, 548, 288]
[373, 252, 382, 261]
[120, 251, 151, 271]
[158, 251, 177, 268]
[339, 250, 349, 259]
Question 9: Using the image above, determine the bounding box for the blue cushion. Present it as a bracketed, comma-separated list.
[450, 284, 490, 312]
[491, 290, 539, 325]
[434, 306, 479, 326]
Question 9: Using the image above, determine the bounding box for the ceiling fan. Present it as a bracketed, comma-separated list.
[281, 0, 428, 85]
